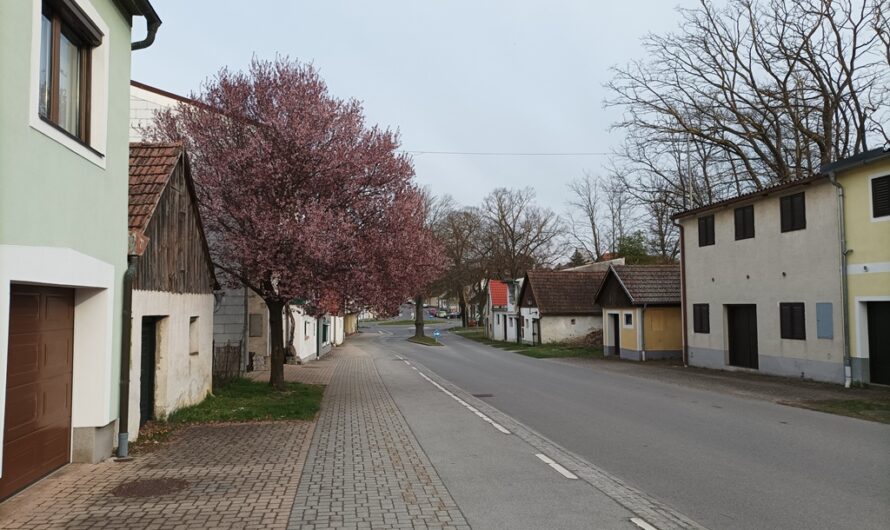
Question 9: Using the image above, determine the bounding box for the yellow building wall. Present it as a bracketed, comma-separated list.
[839, 159, 890, 360]
[644, 306, 683, 351]
[616, 309, 638, 351]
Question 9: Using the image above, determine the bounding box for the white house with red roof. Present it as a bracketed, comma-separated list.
[483, 279, 521, 342]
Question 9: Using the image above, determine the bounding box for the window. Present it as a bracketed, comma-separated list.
[496, 314, 500, 325]
[780, 193, 806, 232]
[570, 318, 576, 325]
[509, 318, 513, 327]
[693, 304, 710, 333]
[39, 0, 102, 142]
[872, 175, 890, 219]
[248, 313, 263, 337]
[734, 205, 755, 240]
[624, 312, 633, 327]
[698, 215, 715, 246]
[780, 303, 806, 340]
[189, 316, 199, 355]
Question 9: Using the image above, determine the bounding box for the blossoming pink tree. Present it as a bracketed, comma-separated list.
[150, 58, 444, 389]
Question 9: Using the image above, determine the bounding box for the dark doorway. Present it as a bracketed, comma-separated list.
[533, 319, 541, 345]
[503, 316, 508, 341]
[611, 313, 621, 356]
[140, 316, 159, 426]
[727, 305, 758, 369]
[1, 285, 74, 501]
[868, 302, 890, 385]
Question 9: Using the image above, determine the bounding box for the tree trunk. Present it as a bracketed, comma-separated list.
[266, 299, 286, 390]
[414, 294, 425, 338]
[459, 290, 468, 328]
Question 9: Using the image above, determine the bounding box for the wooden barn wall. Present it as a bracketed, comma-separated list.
[133, 164, 215, 294]
[596, 273, 633, 308]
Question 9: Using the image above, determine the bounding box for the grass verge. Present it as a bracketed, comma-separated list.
[130, 378, 324, 454]
[790, 398, 890, 424]
[452, 328, 602, 359]
[407, 335, 444, 346]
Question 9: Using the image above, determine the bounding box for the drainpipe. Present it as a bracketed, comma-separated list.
[640, 304, 647, 362]
[827, 171, 853, 388]
[674, 220, 689, 366]
[130, 0, 162, 51]
[316, 315, 322, 360]
[117, 255, 138, 458]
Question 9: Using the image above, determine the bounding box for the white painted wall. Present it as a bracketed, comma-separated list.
[540, 315, 602, 344]
[127, 290, 214, 440]
[520, 306, 539, 344]
[0, 245, 116, 470]
[680, 181, 845, 381]
[130, 84, 180, 141]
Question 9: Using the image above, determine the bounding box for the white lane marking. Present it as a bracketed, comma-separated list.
[630, 517, 659, 530]
[535, 453, 578, 480]
[404, 360, 411, 366]
[415, 370, 511, 435]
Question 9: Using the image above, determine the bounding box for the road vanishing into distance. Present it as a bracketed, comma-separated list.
[364, 322, 890, 530]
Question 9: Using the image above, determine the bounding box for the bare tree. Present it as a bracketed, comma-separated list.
[480, 188, 563, 279]
[566, 172, 606, 261]
[607, 0, 889, 207]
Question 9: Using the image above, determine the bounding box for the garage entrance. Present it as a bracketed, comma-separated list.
[868, 302, 890, 385]
[1, 285, 74, 500]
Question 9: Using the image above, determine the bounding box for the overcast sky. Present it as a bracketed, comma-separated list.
[132, 0, 698, 214]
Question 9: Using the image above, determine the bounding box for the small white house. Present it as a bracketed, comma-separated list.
[284, 306, 340, 363]
[127, 143, 218, 440]
[484, 279, 522, 342]
[517, 270, 606, 345]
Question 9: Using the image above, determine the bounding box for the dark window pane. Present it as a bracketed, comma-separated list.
[698, 215, 715, 246]
[735, 205, 754, 240]
[872, 175, 890, 218]
[780, 303, 805, 340]
[39, 14, 52, 118]
[781, 193, 806, 232]
[693, 304, 710, 333]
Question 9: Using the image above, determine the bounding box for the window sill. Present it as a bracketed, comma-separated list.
[39, 115, 104, 158]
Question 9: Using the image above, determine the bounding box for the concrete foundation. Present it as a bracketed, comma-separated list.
[73, 421, 115, 463]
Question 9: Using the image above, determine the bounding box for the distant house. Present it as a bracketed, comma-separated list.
[517, 271, 605, 345]
[484, 279, 521, 342]
[595, 265, 682, 361]
[127, 143, 218, 439]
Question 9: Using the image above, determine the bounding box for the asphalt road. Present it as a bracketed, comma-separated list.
[366, 323, 890, 530]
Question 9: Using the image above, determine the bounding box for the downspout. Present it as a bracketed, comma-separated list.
[827, 172, 853, 388]
[674, 220, 689, 367]
[316, 315, 322, 360]
[640, 304, 647, 362]
[130, 0, 162, 51]
[116, 255, 138, 459]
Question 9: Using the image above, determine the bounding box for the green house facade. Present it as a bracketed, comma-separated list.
[0, 0, 159, 500]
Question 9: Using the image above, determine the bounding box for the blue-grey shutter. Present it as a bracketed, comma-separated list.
[816, 303, 833, 339]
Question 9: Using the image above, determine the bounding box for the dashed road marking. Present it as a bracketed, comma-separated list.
[535, 453, 579, 480]
[630, 517, 659, 530]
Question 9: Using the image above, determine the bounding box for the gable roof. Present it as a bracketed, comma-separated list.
[128, 142, 218, 287]
[596, 264, 680, 306]
[520, 270, 605, 315]
[489, 280, 509, 307]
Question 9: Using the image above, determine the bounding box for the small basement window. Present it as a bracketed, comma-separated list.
[189, 316, 199, 355]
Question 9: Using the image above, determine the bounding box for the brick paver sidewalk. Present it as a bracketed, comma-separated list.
[289, 345, 470, 530]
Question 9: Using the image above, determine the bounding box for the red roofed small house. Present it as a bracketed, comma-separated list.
[483, 279, 522, 342]
[518, 271, 605, 345]
[126, 143, 218, 441]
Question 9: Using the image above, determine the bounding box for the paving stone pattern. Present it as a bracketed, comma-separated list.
[290, 347, 470, 530]
[0, 421, 314, 530]
[249, 356, 338, 386]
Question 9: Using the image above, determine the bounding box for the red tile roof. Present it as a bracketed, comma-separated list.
[521, 270, 605, 315]
[489, 280, 508, 307]
[606, 264, 681, 305]
[129, 142, 183, 234]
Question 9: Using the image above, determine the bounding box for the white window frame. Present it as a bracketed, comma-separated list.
[28, 0, 110, 168]
[623, 311, 634, 328]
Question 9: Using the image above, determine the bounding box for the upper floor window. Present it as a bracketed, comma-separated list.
[698, 215, 715, 246]
[780, 302, 806, 340]
[872, 175, 890, 219]
[734, 205, 755, 240]
[693, 304, 710, 333]
[780, 192, 806, 232]
[39, 0, 102, 143]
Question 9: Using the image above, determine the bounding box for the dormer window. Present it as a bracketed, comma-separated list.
[39, 0, 103, 143]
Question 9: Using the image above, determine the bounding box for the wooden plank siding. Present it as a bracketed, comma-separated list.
[133, 163, 215, 294]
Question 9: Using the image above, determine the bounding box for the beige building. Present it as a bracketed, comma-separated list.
[675, 174, 847, 382]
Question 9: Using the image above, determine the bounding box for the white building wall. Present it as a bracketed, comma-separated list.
[128, 290, 214, 440]
[129, 84, 180, 141]
[540, 315, 602, 344]
[520, 307, 539, 344]
[681, 181, 845, 382]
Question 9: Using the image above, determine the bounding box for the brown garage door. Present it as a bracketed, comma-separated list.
[1, 285, 74, 500]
